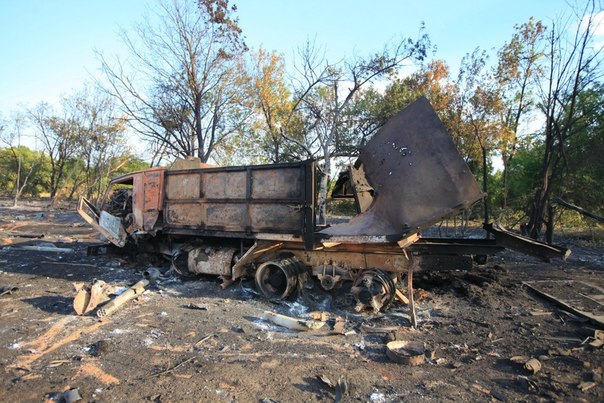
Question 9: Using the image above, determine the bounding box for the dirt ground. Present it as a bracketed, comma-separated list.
[0, 198, 603, 402]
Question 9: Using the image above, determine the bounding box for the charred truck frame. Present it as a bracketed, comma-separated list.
[78, 98, 569, 312]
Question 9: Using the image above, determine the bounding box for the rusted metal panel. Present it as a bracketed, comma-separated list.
[303, 160, 316, 250]
[251, 167, 304, 199]
[202, 170, 247, 199]
[77, 197, 127, 247]
[130, 167, 165, 231]
[163, 161, 313, 238]
[524, 280, 604, 327]
[165, 202, 204, 226]
[349, 164, 373, 213]
[99, 211, 127, 244]
[248, 204, 304, 232]
[165, 173, 200, 200]
[204, 203, 247, 230]
[320, 97, 483, 240]
[142, 169, 164, 230]
[132, 174, 144, 230]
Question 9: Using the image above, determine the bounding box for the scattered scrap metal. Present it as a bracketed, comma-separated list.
[73, 268, 160, 317]
[524, 280, 604, 327]
[0, 285, 18, 296]
[77, 97, 570, 315]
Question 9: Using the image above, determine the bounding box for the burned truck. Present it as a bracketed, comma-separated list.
[78, 98, 569, 312]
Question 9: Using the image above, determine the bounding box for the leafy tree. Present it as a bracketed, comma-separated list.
[29, 88, 131, 205]
[505, 138, 543, 214]
[354, 59, 459, 150]
[495, 18, 545, 208]
[99, 0, 251, 165]
[526, 1, 604, 240]
[29, 102, 80, 205]
[0, 112, 45, 206]
[287, 30, 432, 224]
[0, 146, 48, 199]
[557, 85, 604, 215]
[247, 49, 298, 163]
[70, 88, 129, 201]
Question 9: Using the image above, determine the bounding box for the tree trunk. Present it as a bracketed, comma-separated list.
[526, 122, 555, 239]
[481, 146, 489, 225]
[527, 179, 548, 239]
[545, 203, 555, 244]
[501, 161, 509, 209]
[13, 151, 22, 208]
[317, 155, 331, 226]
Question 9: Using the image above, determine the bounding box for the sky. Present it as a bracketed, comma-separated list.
[0, 0, 596, 131]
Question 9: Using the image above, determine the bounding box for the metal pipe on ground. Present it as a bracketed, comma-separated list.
[97, 279, 149, 318]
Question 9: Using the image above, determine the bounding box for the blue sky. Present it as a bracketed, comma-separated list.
[0, 0, 588, 115]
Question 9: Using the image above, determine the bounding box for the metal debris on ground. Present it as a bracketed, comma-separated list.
[361, 323, 400, 334]
[7, 232, 44, 239]
[96, 278, 151, 318]
[316, 374, 348, 403]
[63, 388, 82, 403]
[578, 381, 597, 392]
[261, 311, 326, 331]
[510, 355, 530, 364]
[0, 286, 18, 296]
[73, 280, 115, 315]
[385, 340, 425, 366]
[11, 243, 73, 253]
[523, 280, 604, 327]
[334, 376, 349, 403]
[317, 374, 334, 388]
[330, 316, 346, 335]
[183, 303, 208, 310]
[523, 358, 542, 374]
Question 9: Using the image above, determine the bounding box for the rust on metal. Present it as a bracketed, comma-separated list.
[386, 340, 425, 366]
[97, 278, 150, 318]
[351, 269, 396, 313]
[187, 246, 237, 276]
[484, 223, 570, 261]
[73, 280, 114, 315]
[348, 163, 374, 213]
[320, 97, 483, 241]
[163, 161, 313, 238]
[139, 168, 164, 231]
[78, 96, 572, 312]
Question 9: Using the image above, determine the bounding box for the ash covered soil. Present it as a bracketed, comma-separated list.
[0, 199, 603, 402]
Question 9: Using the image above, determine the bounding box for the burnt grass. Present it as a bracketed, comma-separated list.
[0, 199, 603, 402]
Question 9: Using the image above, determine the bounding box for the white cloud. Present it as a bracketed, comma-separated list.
[594, 10, 604, 36]
[581, 9, 604, 37]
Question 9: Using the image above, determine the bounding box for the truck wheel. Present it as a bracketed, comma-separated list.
[351, 269, 396, 313]
[255, 257, 303, 300]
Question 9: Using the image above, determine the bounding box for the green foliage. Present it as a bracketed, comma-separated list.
[0, 146, 50, 197]
[119, 157, 150, 174]
[505, 140, 543, 213]
[0, 3, 601, 241]
[558, 85, 604, 215]
[326, 198, 356, 217]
